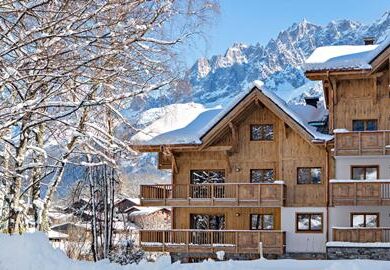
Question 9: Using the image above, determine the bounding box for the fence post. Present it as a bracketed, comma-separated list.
[162, 230, 165, 252]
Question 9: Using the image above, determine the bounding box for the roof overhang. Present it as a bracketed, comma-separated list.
[305, 69, 371, 81]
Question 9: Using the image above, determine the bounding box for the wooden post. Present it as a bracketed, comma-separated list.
[187, 184, 190, 205]
[237, 184, 240, 205]
[258, 184, 261, 206]
[211, 184, 214, 206]
[163, 185, 166, 205]
[162, 230, 165, 252]
[354, 182, 357, 205]
[211, 230, 214, 253]
[358, 132, 362, 155]
[186, 231, 189, 253]
[235, 231, 238, 253]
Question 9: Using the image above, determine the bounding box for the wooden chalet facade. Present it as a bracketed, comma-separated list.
[131, 35, 390, 260]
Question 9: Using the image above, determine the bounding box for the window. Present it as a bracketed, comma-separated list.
[250, 214, 274, 230]
[351, 213, 379, 228]
[190, 170, 225, 198]
[296, 213, 323, 232]
[351, 166, 378, 180]
[250, 169, 274, 183]
[297, 168, 321, 184]
[250, 124, 274, 141]
[190, 214, 225, 230]
[352, 120, 378, 131]
[190, 170, 225, 184]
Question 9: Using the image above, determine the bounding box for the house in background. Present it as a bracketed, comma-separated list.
[131, 35, 390, 261]
[126, 206, 171, 230]
[115, 198, 140, 213]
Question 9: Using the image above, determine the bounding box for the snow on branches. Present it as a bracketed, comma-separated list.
[0, 0, 218, 233]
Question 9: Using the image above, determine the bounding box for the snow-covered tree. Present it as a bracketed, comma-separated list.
[0, 0, 218, 233]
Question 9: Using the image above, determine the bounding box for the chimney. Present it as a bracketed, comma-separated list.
[304, 97, 319, 108]
[363, 37, 375, 45]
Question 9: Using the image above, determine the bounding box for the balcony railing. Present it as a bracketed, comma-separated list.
[334, 130, 390, 156]
[330, 180, 390, 206]
[333, 227, 390, 243]
[140, 229, 286, 255]
[140, 182, 286, 207]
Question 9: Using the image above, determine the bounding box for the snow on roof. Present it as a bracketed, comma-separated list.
[131, 103, 223, 145]
[51, 222, 92, 231]
[304, 35, 390, 72]
[115, 197, 140, 205]
[47, 230, 68, 240]
[130, 81, 332, 146]
[256, 81, 332, 141]
[112, 221, 139, 231]
[128, 207, 170, 217]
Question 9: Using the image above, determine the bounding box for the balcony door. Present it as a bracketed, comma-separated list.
[190, 170, 225, 198]
[190, 214, 225, 244]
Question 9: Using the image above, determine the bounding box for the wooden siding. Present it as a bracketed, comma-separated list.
[140, 229, 286, 255]
[140, 183, 286, 207]
[327, 68, 390, 132]
[172, 103, 328, 207]
[330, 181, 390, 206]
[333, 228, 390, 243]
[172, 207, 281, 230]
[334, 131, 390, 156]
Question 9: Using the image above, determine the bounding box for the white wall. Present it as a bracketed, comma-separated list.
[329, 206, 390, 241]
[335, 155, 390, 179]
[281, 207, 327, 253]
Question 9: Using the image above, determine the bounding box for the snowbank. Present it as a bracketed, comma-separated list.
[2, 233, 390, 270]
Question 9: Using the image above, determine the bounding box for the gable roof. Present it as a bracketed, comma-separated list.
[304, 35, 390, 73]
[130, 81, 332, 150]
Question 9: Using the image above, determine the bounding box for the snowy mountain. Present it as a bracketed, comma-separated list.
[184, 12, 390, 106]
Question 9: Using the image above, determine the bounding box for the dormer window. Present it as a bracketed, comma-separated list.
[352, 119, 377, 131]
[250, 124, 273, 141]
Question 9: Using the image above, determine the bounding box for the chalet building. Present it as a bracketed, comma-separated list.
[131, 35, 390, 261]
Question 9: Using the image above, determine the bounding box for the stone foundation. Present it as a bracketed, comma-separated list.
[327, 246, 390, 260]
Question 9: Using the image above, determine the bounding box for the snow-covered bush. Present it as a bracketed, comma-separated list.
[108, 239, 144, 265]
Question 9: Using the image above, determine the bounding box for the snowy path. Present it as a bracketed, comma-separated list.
[1, 233, 390, 270]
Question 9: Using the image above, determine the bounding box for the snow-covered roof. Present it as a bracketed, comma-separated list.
[304, 35, 390, 72]
[130, 80, 332, 146]
[47, 230, 69, 240]
[128, 206, 170, 217]
[114, 197, 140, 205]
[112, 221, 139, 231]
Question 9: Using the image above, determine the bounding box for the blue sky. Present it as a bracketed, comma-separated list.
[186, 0, 389, 65]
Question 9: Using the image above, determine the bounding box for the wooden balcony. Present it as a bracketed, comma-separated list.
[140, 182, 286, 207]
[330, 180, 390, 206]
[140, 229, 286, 255]
[334, 130, 390, 156]
[333, 227, 390, 243]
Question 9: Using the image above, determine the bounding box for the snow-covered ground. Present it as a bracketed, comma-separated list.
[1, 233, 390, 270]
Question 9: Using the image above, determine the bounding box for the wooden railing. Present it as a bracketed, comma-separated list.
[330, 180, 390, 206]
[333, 227, 390, 243]
[334, 131, 390, 156]
[140, 229, 286, 255]
[140, 183, 286, 207]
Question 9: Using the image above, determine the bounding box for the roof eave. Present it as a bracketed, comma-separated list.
[130, 143, 201, 152]
[305, 68, 372, 80]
